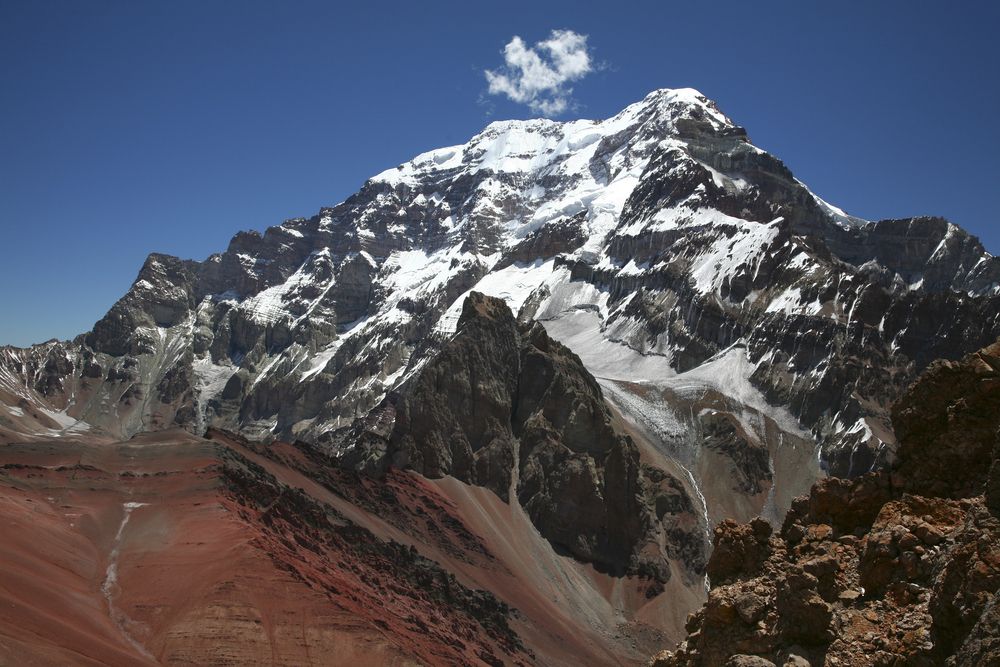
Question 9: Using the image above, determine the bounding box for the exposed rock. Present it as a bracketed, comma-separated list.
[894, 340, 1000, 499]
[387, 292, 521, 499]
[700, 411, 772, 495]
[707, 517, 773, 584]
[369, 292, 706, 582]
[776, 569, 834, 645]
[951, 592, 1000, 666]
[650, 338, 1000, 666]
[929, 502, 1000, 658]
[725, 656, 776, 667]
[4, 89, 1000, 485]
[780, 655, 811, 667]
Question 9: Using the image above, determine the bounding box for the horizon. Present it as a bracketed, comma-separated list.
[2, 1, 998, 347]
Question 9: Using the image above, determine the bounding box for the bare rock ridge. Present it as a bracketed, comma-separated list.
[2, 87, 1000, 664]
[342, 291, 707, 584]
[650, 339, 1000, 666]
[3, 88, 999, 484]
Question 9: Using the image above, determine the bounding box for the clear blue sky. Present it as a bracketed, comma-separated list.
[2, 1, 997, 347]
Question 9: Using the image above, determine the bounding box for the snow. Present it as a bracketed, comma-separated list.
[102, 502, 154, 659]
[689, 217, 782, 295]
[664, 346, 808, 436]
[543, 309, 679, 383]
[929, 223, 957, 262]
[37, 406, 80, 428]
[355, 250, 378, 267]
[810, 190, 868, 228]
[367, 87, 748, 263]
[381, 245, 492, 320]
[434, 259, 557, 333]
[192, 357, 235, 404]
[300, 316, 370, 380]
[765, 286, 805, 314]
[240, 252, 335, 325]
[29, 87, 964, 464]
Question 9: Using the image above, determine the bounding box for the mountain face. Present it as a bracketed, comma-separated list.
[651, 339, 1000, 667]
[2, 87, 1000, 663]
[341, 292, 707, 584]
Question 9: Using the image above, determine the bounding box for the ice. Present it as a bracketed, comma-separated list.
[192, 357, 236, 407]
[37, 406, 80, 428]
[664, 346, 807, 436]
[541, 309, 678, 383]
[810, 190, 868, 228]
[689, 217, 781, 296]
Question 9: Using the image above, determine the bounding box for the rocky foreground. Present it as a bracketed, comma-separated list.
[650, 340, 1000, 666]
[4, 86, 1000, 665]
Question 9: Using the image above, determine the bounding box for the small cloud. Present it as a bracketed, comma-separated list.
[484, 29, 593, 116]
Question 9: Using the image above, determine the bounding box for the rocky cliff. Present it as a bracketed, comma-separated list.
[650, 339, 1000, 666]
[339, 291, 707, 584]
[3, 87, 1000, 665]
[4, 89, 999, 487]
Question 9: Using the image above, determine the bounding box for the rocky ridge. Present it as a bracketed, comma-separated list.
[340, 291, 708, 584]
[650, 339, 1000, 666]
[2, 88, 1000, 660]
[3, 88, 999, 484]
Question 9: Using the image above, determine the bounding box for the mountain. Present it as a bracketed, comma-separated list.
[651, 339, 1000, 666]
[2, 87, 1000, 664]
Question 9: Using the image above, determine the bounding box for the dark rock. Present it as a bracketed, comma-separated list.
[381, 293, 704, 581]
[648, 337, 1000, 666]
[894, 340, 1000, 499]
[951, 592, 1000, 667]
[707, 517, 773, 584]
[776, 569, 833, 644]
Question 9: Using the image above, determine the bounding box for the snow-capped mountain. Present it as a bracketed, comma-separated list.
[3, 87, 1000, 539]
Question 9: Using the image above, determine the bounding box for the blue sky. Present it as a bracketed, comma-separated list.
[2, 1, 998, 346]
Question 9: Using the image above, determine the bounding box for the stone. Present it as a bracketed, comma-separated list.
[725, 656, 776, 667]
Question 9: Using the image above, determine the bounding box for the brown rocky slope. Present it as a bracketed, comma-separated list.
[650, 339, 1000, 666]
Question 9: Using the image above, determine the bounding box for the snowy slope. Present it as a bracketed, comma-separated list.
[3, 86, 1000, 488]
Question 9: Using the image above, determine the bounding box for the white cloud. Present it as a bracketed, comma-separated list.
[484, 29, 593, 116]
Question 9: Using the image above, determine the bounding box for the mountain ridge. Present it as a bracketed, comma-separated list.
[3, 86, 1000, 665]
[3, 85, 999, 520]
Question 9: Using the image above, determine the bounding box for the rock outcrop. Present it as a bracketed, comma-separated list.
[348, 292, 707, 584]
[651, 339, 1000, 666]
[893, 339, 1000, 499]
[4, 87, 1000, 662]
[4, 88, 1000, 489]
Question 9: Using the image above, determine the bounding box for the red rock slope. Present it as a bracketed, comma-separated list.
[0, 427, 689, 665]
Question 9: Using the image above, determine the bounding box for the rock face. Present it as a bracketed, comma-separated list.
[893, 339, 1000, 499]
[650, 339, 1000, 666]
[3, 87, 1000, 662]
[349, 292, 707, 583]
[3, 88, 999, 484]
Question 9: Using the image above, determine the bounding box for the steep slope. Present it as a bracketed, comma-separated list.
[339, 292, 709, 586]
[0, 430, 528, 665]
[650, 339, 1000, 666]
[3, 88, 998, 492]
[0, 422, 712, 666]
